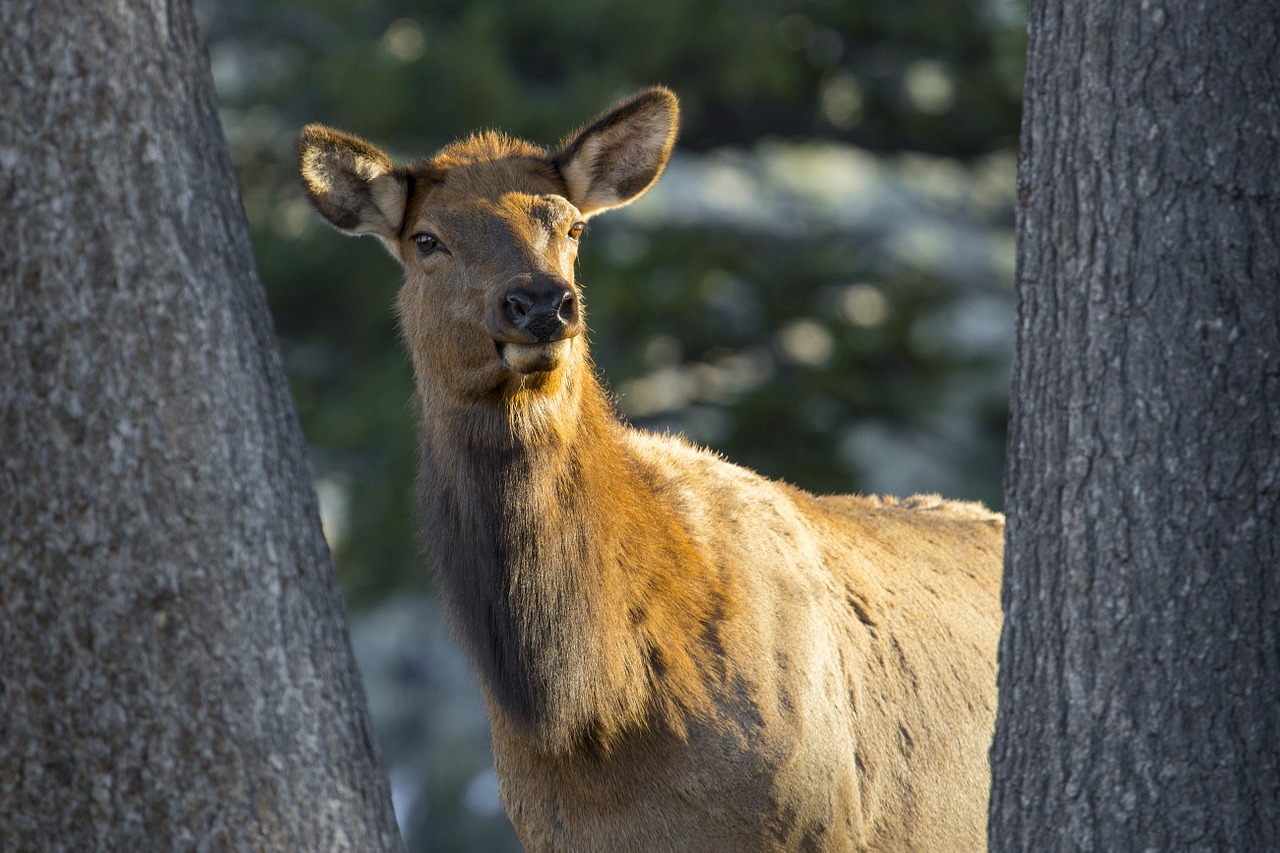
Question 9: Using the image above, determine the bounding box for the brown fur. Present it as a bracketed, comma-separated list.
[298, 87, 1003, 851]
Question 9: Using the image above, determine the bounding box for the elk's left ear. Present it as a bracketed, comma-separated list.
[554, 87, 679, 216]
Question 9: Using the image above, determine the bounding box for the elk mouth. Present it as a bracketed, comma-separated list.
[496, 339, 572, 375]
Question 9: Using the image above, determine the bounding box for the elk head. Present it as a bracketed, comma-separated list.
[297, 88, 679, 408]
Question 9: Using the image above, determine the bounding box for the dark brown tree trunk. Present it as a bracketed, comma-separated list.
[991, 1, 1280, 849]
[0, 1, 402, 849]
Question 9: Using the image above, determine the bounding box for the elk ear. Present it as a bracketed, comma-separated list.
[297, 124, 406, 239]
[554, 87, 679, 216]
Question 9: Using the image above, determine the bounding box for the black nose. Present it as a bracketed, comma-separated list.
[504, 285, 579, 342]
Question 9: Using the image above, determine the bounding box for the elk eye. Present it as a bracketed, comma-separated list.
[412, 232, 441, 256]
[567, 222, 586, 241]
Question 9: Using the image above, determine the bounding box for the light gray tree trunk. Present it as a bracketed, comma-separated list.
[0, 1, 402, 849]
[991, 0, 1280, 849]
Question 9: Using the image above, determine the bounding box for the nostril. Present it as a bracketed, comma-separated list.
[506, 292, 534, 322]
[557, 291, 576, 323]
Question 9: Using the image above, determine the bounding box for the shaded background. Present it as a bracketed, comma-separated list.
[196, 1, 1024, 848]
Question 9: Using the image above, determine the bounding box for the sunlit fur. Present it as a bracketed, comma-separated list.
[299, 87, 1003, 852]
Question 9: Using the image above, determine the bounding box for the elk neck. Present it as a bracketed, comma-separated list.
[414, 351, 725, 756]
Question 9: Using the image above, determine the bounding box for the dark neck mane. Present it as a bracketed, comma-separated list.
[417, 365, 723, 754]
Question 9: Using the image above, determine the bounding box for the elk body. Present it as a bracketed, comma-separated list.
[298, 88, 1002, 852]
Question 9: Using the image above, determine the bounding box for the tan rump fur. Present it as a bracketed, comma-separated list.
[298, 86, 1003, 852]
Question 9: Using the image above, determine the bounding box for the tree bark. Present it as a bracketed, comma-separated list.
[992, 1, 1280, 849]
[0, 1, 402, 849]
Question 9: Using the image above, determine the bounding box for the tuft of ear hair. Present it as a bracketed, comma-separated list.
[554, 87, 679, 217]
[296, 124, 406, 239]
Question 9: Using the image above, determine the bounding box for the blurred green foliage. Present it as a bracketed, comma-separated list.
[200, 0, 1022, 607]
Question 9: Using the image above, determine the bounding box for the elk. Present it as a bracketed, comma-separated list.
[298, 87, 1002, 852]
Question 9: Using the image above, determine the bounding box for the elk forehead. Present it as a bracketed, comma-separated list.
[412, 191, 578, 249]
[519, 193, 581, 234]
[405, 142, 563, 218]
[402, 152, 581, 250]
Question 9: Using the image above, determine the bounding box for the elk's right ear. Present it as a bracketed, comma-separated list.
[297, 124, 406, 239]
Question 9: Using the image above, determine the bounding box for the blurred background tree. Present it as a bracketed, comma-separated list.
[196, 1, 1024, 848]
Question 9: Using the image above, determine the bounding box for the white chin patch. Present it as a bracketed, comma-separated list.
[500, 340, 571, 375]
